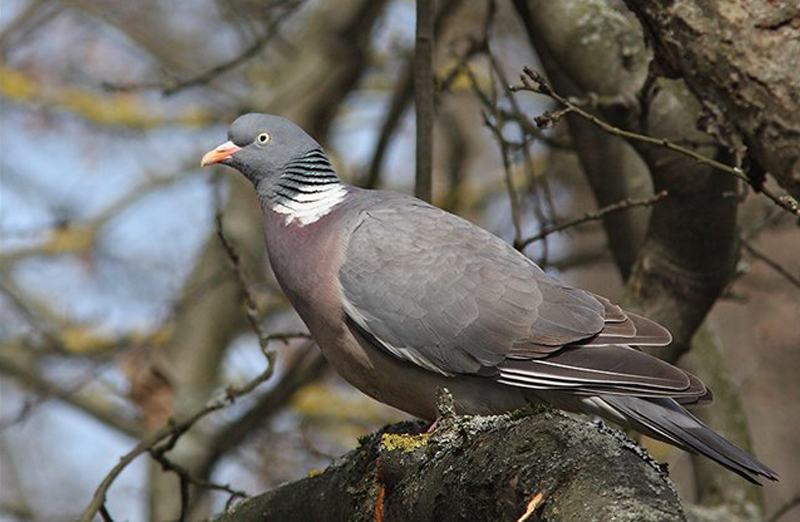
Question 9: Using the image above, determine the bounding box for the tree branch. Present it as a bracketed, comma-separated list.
[512, 68, 799, 216]
[77, 346, 276, 522]
[512, 0, 761, 512]
[361, 0, 463, 189]
[519, 191, 668, 249]
[741, 238, 800, 290]
[621, 0, 800, 202]
[414, 0, 435, 202]
[214, 411, 685, 521]
[106, 1, 303, 96]
[0, 349, 142, 438]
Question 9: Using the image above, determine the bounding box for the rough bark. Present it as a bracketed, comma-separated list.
[622, 0, 800, 201]
[621, 86, 738, 363]
[514, 0, 759, 512]
[214, 411, 685, 522]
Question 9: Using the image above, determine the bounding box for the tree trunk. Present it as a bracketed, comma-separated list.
[622, 0, 800, 201]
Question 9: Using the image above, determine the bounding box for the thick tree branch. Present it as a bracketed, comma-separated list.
[621, 0, 800, 203]
[0, 349, 141, 438]
[215, 411, 685, 521]
[511, 0, 654, 278]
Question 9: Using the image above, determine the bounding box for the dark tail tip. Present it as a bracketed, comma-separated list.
[600, 395, 778, 484]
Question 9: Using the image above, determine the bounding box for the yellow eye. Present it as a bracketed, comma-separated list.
[256, 132, 271, 145]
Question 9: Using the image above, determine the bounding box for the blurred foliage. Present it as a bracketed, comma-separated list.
[0, 61, 212, 128]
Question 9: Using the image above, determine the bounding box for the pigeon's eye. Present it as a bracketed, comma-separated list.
[255, 133, 271, 145]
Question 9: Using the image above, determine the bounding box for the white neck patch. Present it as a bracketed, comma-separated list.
[270, 184, 347, 226]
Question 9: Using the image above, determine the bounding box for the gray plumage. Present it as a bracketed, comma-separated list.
[202, 113, 777, 484]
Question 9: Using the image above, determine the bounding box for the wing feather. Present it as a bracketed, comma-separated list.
[339, 194, 690, 403]
[339, 199, 604, 374]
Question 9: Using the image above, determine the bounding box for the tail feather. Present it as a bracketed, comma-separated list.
[600, 395, 778, 484]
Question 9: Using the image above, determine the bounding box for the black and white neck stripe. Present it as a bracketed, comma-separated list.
[269, 149, 347, 226]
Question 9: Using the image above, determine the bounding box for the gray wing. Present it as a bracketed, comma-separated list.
[341, 200, 631, 366]
[338, 197, 700, 401]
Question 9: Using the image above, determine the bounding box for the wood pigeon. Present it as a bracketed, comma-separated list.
[201, 113, 777, 483]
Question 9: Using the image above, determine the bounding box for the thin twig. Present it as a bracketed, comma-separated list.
[98, 503, 114, 522]
[0, 350, 142, 437]
[485, 38, 558, 228]
[511, 67, 800, 216]
[437, 36, 484, 98]
[362, 0, 463, 189]
[149, 450, 248, 517]
[519, 191, 669, 249]
[0, 278, 69, 353]
[214, 214, 272, 349]
[193, 343, 325, 483]
[474, 80, 523, 248]
[484, 46, 553, 259]
[78, 210, 286, 522]
[765, 492, 800, 522]
[414, 0, 435, 202]
[76, 356, 275, 522]
[741, 239, 800, 290]
[475, 4, 521, 248]
[102, 1, 303, 96]
[1, 170, 194, 267]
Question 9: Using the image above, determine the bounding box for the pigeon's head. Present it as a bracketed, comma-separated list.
[201, 113, 322, 184]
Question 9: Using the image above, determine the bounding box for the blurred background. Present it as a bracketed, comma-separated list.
[1, 0, 798, 520]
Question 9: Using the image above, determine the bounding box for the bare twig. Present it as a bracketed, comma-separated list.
[98, 503, 114, 522]
[78, 210, 289, 522]
[102, 1, 303, 96]
[149, 449, 247, 520]
[765, 492, 800, 522]
[414, 0, 435, 202]
[214, 213, 274, 349]
[0, 350, 142, 437]
[0, 278, 70, 353]
[465, 39, 523, 249]
[519, 191, 669, 249]
[484, 36, 558, 231]
[478, 94, 523, 248]
[76, 355, 275, 522]
[498, 109, 572, 150]
[511, 68, 800, 216]
[0, 170, 194, 267]
[741, 238, 800, 290]
[484, 51, 553, 259]
[0, 0, 63, 52]
[195, 343, 326, 482]
[361, 0, 463, 189]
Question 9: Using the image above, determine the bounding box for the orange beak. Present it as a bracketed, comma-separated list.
[201, 141, 241, 167]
